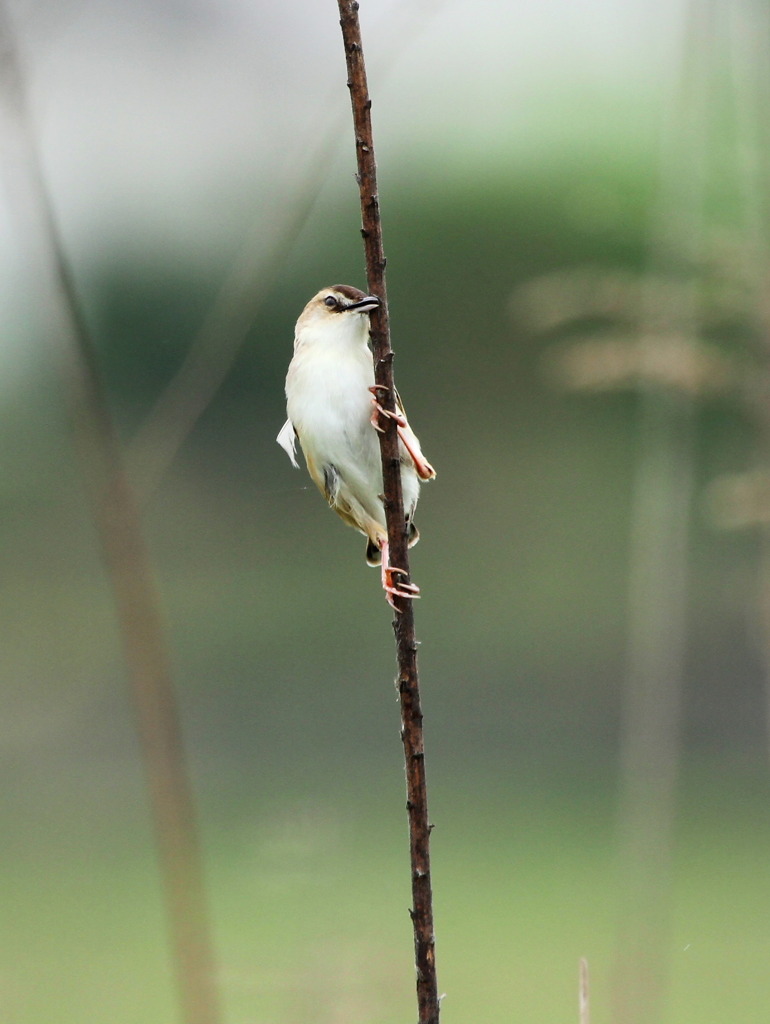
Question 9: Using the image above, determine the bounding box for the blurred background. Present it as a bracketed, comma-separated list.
[3, 0, 770, 1021]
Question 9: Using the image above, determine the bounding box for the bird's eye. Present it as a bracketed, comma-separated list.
[324, 295, 338, 309]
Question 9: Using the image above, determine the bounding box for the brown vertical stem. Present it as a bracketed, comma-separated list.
[337, 3, 440, 1022]
[0, 9, 221, 1023]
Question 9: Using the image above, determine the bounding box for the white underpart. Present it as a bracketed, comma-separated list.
[281, 309, 420, 534]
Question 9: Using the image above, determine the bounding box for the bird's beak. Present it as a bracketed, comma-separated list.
[346, 295, 380, 313]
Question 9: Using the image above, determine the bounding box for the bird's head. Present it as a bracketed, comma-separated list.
[296, 285, 380, 334]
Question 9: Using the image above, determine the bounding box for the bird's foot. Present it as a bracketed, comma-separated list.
[380, 542, 420, 610]
[369, 385, 407, 432]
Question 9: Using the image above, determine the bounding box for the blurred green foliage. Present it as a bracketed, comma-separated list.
[3, 159, 770, 1022]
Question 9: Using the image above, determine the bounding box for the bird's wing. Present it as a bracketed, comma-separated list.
[394, 389, 436, 481]
[276, 418, 300, 468]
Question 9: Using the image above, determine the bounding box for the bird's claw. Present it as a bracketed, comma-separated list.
[382, 562, 421, 610]
[369, 386, 407, 431]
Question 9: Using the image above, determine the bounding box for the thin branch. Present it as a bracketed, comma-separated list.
[337, 4, 440, 1023]
[0, 10, 221, 1024]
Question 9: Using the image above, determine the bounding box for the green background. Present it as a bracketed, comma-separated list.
[4, 4, 770, 1021]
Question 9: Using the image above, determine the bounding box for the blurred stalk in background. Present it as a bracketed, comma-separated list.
[609, 0, 712, 1007]
[0, 8, 221, 1023]
[704, 2, 770, 766]
[514, 1, 761, 1018]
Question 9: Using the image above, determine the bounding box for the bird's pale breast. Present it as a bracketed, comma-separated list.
[287, 343, 385, 516]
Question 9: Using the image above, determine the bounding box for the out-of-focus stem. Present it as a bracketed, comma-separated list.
[0, 9, 221, 1022]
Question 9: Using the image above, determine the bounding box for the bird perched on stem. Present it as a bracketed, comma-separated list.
[277, 284, 435, 607]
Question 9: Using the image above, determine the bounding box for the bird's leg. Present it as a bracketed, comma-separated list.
[369, 384, 407, 433]
[379, 539, 420, 610]
[369, 386, 436, 480]
[396, 423, 436, 481]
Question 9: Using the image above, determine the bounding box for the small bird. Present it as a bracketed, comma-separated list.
[277, 284, 435, 606]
